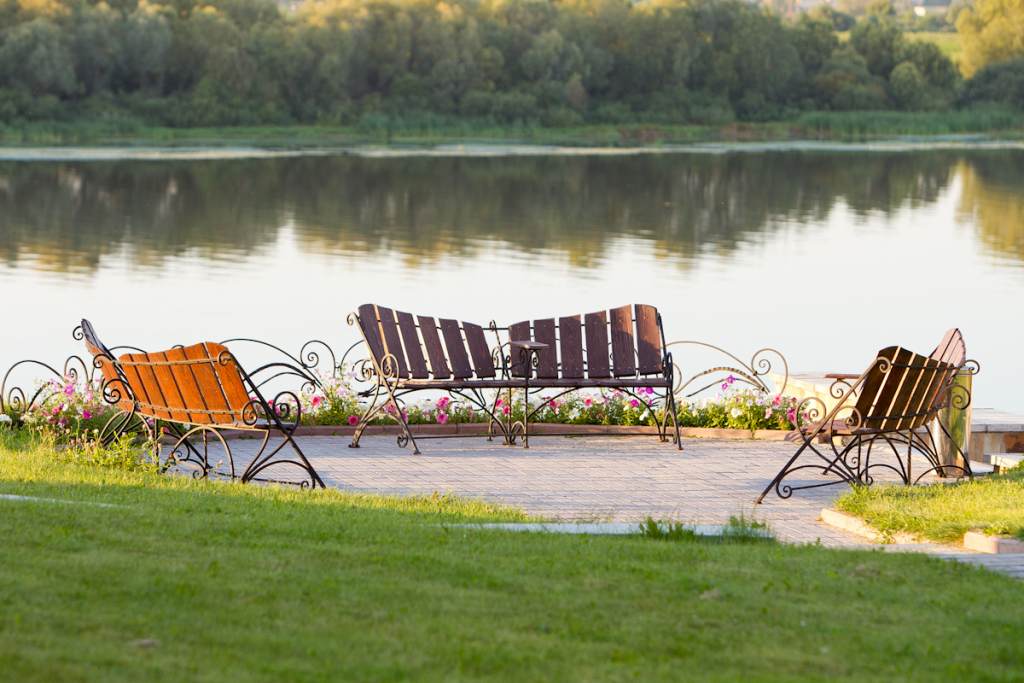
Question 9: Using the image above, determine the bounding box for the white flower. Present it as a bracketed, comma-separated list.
[731, 408, 742, 419]
[0, 414, 11, 423]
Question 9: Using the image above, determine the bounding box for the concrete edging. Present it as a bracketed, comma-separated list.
[822, 509, 1024, 553]
[179, 423, 802, 442]
[963, 532, 1024, 554]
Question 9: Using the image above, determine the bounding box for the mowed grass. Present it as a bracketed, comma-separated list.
[836, 470, 1024, 543]
[2, 432, 1024, 681]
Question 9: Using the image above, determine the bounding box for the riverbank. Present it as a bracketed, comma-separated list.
[3, 109, 1024, 148]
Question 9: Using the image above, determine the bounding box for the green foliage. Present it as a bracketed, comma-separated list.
[0, 0, 984, 130]
[960, 56, 1024, 109]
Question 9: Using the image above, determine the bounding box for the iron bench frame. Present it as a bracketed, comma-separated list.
[81, 321, 325, 489]
[346, 304, 682, 454]
[755, 338, 977, 504]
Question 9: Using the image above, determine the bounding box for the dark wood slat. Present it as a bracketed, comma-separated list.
[440, 319, 473, 379]
[164, 346, 213, 424]
[417, 316, 450, 380]
[463, 322, 496, 379]
[509, 321, 531, 377]
[883, 351, 926, 433]
[559, 315, 584, 380]
[125, 352, 172, 421]
[207, 343, 250, 417]
[854, 346, 898, 430]
[610, 305, 636, 377]
[931, 328, 965, 367]
[397, 311, 430, 379]
[183, 343, 233, 424]
[905, 356, 944, 431]
[584, 312, 610, 379]
[375, 306, 409, 379]
[533, 318, 558, 379]
[357, 303, 386, 367]
[635, 304, 662, 375]
[149, 350, 190, 423]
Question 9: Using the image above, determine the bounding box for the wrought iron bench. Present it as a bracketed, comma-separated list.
[81, 320, 324, 489]
[755, 334, 975, 504]
[348, 303, 681, 453]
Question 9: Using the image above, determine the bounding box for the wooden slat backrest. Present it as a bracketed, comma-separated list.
[358, 304, 386, 369]
[181, 344, 235, 424]
[376, 306, 409, 379]
[533, 318, 558, 379]
[635, 304, 662, 375]
[584, 312, 610, 379]
[148, 350, 190, 423]
[931, 328, 965, 368]
[851, 347, 955, 432]
[559, 316, 584, 379]
[610, 305, 636, 377]
[903, 357, 947, 432]
[440, 319, 473, 379]
[397, 311, 430, 379]
[509, 321, 531, 377]
[418, 316, 450, 380]
[164, 346, 213, 425]
[463, 323, 496, 379]
[80, 320, 133, 411]
[206, 343, 251, 416]
[880, 350, 929, 433]
[123, 351, 172, 421]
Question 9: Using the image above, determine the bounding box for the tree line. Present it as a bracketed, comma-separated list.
[0, 0, 1018, 128]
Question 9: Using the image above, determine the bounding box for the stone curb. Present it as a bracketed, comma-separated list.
[963, 532, 1024, 554]
[819, 509, 921, 544]
[161, 423, 803, 443]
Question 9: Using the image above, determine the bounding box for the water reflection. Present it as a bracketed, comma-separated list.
[956, 154, 1024, 263]
[0, 150, 997, 274]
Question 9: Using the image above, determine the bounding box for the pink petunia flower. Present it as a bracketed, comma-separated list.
[630, 399, 639, 408]
[311, 396, 322, 407]
[348, 415, 359, 426]
[438, 413, 448, 424]
[83, 410, 92, 420]
[584, 397, 593, 407]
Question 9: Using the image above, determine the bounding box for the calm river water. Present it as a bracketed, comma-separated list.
[1, 145, 1022, 411]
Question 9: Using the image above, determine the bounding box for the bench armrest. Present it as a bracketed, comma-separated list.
[824, 374, 860, 380]
[510, 341, 549, 351]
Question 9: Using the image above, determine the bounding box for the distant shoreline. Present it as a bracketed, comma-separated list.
[0, 137, 1021, 162]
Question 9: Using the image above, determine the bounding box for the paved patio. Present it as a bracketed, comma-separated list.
[214, 433, 1024, 579]
[232, 433, 957, 547]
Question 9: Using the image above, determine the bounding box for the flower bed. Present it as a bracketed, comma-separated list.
[4, 373, 804, 443]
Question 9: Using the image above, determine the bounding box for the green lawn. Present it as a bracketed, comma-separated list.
[2, 431, 1024, 681]
[836, 469, 1024, 543]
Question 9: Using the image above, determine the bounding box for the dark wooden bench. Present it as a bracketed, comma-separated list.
[81, 320, 324, 489]
[756, 333, 972, 503]
[348, 303, 680, 453]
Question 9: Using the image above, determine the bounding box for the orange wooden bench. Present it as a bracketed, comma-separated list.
[348, 303, 681, 453]
[82, 320, 324, 489]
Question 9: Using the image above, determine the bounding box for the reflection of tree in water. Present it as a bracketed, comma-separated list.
[0, 151, 974, 273]
[955, 154, 1024, 263]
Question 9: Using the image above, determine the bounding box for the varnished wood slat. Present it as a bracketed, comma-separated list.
[931, 328, 965, 367]
[183, 343, 233, 424]
[584, 312, 610, 379]
[358, 303, 386, 367]
[207, 343, 250, 417]
[883, 352, 926, 433]
[610, 305, 636, 377]
[440, 319, 473, 379]
[125, 352, 173, 422]
[117, 353, 151, 416]
[397, 311, 430, 379]
[904, 356, 944, 431]
[376, 306, 409, 379]
[854, 346, 897, 430]
[559, 316, 584, 380]
[149, 350, 190, 423]
[164, 346, 213, 425]
[463, 322, 496, 379]
[418, 316, 451, 380]
[635, 304, 662, 375]
[509, 321, 531, 377]
[532, 318, 558, 379]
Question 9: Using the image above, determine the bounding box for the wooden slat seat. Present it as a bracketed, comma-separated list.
[350, 303, 681, 453]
